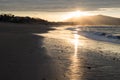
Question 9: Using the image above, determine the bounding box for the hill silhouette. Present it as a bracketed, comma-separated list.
[0, 14, 49, 24]
[66, 15, 120, 25]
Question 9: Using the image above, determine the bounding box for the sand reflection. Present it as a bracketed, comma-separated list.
[68, 33, 82, 80]
[73, 34, 79, 57]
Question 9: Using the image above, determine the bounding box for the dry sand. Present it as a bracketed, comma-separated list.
[0, 23, 61, 80]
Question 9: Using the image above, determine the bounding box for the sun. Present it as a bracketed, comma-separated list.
[72, 10, 82, 17]
[63, 10, 90, 20]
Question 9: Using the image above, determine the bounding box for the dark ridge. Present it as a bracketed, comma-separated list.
[0, 14, 49, 24]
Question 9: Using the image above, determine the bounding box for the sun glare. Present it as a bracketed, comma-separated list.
[63, 10, 90, 20]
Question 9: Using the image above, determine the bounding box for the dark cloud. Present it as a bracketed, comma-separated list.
[0, 0, 120, 11]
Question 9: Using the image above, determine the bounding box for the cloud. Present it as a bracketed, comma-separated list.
[0, 0, 120, 11]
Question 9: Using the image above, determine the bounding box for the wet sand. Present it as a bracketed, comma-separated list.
[37, 26, 120, 80]
[1, 24, 120, 80]
[41, 37, 120, 80]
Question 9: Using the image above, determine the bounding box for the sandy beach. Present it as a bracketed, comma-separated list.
[1, 0, 120, 79]
[0, 24, 120, 80]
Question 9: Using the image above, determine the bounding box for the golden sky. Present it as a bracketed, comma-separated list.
[0, 0, 120, 21]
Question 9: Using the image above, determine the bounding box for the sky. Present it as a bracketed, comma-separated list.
[0, 0, 120, 21]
